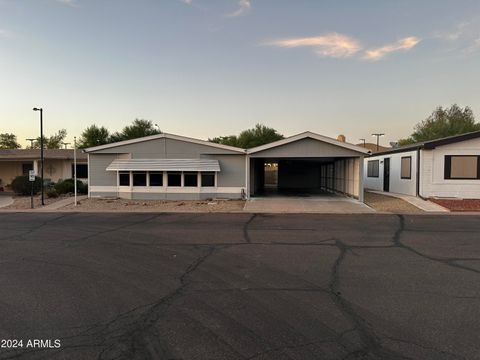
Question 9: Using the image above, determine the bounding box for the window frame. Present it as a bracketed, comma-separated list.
[400, 156, 412, 180]
[201, 172, 216, 187]
[183, 172, 198, 187]
[367, 160, 379, 178]
[149, 172, 163, 187]
[167, 172, 182, 187]
[119, 172, 130, 186]
[72, 163, 88, 179]
[444, 155, 480, 180]
[132, 172, 147, 187]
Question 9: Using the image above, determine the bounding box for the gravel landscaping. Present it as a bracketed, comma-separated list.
[364, 191, 424, 213]
[62, 198, 246, 212]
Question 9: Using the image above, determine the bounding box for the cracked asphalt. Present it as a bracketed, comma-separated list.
[0, 213, 479, 360]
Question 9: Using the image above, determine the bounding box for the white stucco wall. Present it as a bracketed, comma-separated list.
[364, 150, 417, 196]
[420, 138, 480, 199]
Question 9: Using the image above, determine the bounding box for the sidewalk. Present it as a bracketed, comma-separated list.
[367, 191, 449, 212]
[35, 195, 88, 211]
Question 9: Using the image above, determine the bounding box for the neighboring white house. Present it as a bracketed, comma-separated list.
[364, 131, 480, 199]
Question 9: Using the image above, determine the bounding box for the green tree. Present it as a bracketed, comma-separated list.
[398, 105, 480, 146]
[0, 133, 21, 149]
[110, 119, 161, 142]
[209, 135, 239, 147]
[31, 129, 68, 149]
[210, 124, 284, 149]
[78, 125, 110, 149]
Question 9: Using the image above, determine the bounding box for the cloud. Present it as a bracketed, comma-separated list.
[181, 0, 193, 4]
[435, 18, 480, 55]
[464, 37, 480, 54]
[226, 0, 251, 17]
[363, 37, 420, 60]
[264, 33, 362, 58]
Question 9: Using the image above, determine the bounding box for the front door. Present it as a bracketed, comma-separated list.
[383, 158, 390, 192]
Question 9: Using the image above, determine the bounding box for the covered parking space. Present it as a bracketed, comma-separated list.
[247, 132, 370, 202]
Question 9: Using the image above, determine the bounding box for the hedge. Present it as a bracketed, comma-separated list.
[11, 176, 42, 195]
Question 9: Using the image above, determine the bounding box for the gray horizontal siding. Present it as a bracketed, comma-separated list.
[106, 159, 220, 172]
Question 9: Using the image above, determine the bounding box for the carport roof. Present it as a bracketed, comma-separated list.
[247, 131, 371, 155]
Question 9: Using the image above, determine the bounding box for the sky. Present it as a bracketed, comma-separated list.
[1, 0, 480, 147]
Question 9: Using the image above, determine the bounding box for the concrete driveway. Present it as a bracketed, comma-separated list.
[244, 194, 374, 213]
[1, 213, 478, 359]
[0, 193, 13, 208]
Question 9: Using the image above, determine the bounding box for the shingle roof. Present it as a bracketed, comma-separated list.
[0, 149, 87, 160]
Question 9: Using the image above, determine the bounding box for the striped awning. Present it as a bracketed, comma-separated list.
[106, 159, 221, 172]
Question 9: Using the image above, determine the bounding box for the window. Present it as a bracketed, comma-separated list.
[445, 155, 480, 180]
[400, 157, 412, 179]
[72, 164, 88, 179]
[149, 172, 163, 186]
[119, 172, 130, 186]
[201, 172, 215, 187]
[367, 160, 379, 178]
[168, 172, 182, 187]
[184, 172, 198, 187]
[133, 172, 147, 186]
[22, 163, 33, 175]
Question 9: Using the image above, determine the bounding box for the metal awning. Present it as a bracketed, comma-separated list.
[106, 159, 221, 172]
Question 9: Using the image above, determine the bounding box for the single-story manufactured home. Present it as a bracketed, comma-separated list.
[84, 131, 370, 201]
[364, 131, 480, 199]
[0, 149, 87, 186]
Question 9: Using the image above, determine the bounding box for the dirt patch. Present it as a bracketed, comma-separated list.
[5, 194, 72, 209]
[62, 198, 246, 212]
[364, 191, 424, 213]
[429, 198, 480, 212]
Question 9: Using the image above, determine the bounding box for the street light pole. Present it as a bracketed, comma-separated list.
[74, 136, 77, 207]
[33, 107, 45, 206]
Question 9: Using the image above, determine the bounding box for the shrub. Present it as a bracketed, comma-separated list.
[11, 176, 42, 195]
[54, 179, 88, 195]
[46, 188, 59, 198]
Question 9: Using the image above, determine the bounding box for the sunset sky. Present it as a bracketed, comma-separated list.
[1, 0, 480, 147]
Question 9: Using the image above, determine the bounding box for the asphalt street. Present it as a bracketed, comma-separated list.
[0, 212, 479, 360]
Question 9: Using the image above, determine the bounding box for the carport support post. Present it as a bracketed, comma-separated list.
[358, 157, 364, 203]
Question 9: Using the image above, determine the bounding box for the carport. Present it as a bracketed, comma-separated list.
[246, 132, 370, 202]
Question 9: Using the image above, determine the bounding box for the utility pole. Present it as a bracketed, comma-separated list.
[371, 133, 385, 152]
[359, 138, 366, 147]
[62, 142, 71, 149]
[33, 107, 45, 206]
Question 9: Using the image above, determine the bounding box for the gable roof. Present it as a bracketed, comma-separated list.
[83, 132, 246, 154]
[372, 130, 480, 156]
[247, 131, 370, 155]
